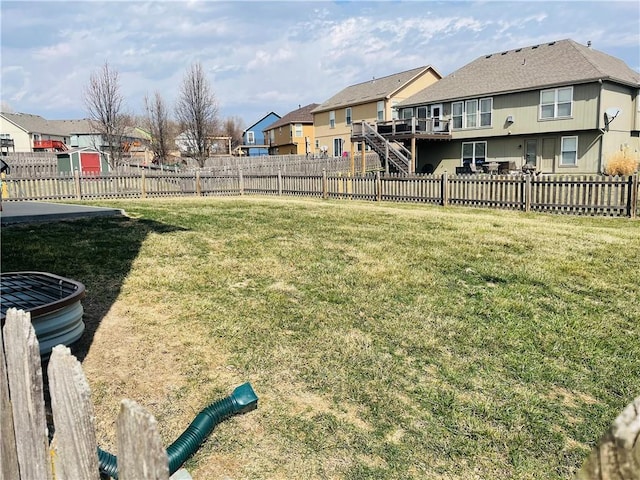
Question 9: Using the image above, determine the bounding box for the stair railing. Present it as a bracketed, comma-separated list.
[360, 121, 410, 174]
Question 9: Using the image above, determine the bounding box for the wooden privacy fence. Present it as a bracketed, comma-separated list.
[2, 171, 639, 217]
[1, 309, 178, 479]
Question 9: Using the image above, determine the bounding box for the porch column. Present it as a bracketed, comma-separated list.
[411, 137, 416, 174]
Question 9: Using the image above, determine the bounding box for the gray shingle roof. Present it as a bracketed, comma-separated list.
[264, 103, 320, 130]
[312, 66, 440, 113]
[1, 112, 67, 135]
[398, 39, 640, 107]
[51, 119, 97, 135]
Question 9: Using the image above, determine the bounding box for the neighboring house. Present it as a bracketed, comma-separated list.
[0, 112, 70, 152]
[263, 103, 319, 155]
[394, 39, 640, 174]
[241, 112, 280, 156]
[311, 66, 442, 158]
[0, 113, 152, 164]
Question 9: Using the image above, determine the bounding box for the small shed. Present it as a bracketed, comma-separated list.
[56, 147, 109, 174]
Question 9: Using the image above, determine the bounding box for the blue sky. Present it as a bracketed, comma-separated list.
[1, 1, 639, 128]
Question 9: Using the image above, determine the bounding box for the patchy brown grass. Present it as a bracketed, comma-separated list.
[2, 196, 639, 479]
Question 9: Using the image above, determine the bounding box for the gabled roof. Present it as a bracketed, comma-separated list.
[263, 103, 320, 131]
[55, 146, 101, 156]
[1, 112, 68, 136]
[399, 39, 640, 107]
[243, 111, 280, 133]
[311, 65, 442, 113]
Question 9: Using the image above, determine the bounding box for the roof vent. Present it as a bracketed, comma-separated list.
[587, 40, 592, 48]
[501, 51, 508, 55]
[548, 41, 556, 46]
[532, 45, 539, 49]
[515, 48, 522, 52]
[485, 54, 492, 58]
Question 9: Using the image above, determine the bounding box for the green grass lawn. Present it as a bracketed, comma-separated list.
[2, 197, 639, 479]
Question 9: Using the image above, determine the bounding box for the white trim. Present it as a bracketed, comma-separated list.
[540, 86, 573, 120]
[560, 136, 578, 166]
[461, 141, 487, 167]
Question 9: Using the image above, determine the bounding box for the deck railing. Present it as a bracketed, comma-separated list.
[1, 171, 638, 218]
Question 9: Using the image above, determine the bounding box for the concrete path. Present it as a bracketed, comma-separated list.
[1, 201, 125, 226]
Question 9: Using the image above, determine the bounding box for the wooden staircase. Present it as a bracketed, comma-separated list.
[359, 122, 411, 174]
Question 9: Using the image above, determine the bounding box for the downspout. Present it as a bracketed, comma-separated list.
[98, 383, 258, 479]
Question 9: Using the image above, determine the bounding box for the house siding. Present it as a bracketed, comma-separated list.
[266, 123, 315, 155]
[314, 68, 440, 157]
[418, 131, 603, 175]
[0, 119, 30, 151]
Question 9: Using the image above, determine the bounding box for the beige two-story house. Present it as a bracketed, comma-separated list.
[0, 112, 70, 152]
[263, 103, 319, 155]
[393, 39, 640, 174]
[312, 66, 442, 158]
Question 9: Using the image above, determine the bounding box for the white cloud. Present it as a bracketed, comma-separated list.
[0, 1, 637, 124]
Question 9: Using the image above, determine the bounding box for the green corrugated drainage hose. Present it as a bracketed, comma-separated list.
[97, 382, 258, 479]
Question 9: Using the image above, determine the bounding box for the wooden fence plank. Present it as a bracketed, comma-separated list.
[48, 345, 100, 480]
[0, 312, 20, 480]
[577, 395, 640, 479]
[3, 308, 52, 480]
[116, 399, 170, 480]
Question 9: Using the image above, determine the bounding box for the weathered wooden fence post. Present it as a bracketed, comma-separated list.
[195, 170, 202, 196]
[0, 311, 20, 480]
[3, 308, 52, 480]
[141, 171, 147, 199]
[524, 174, 532, 212]
[375, 170, 382, 202]
[48, 345, 100, 480]
[277, 170, 282, 196]
[117, 399, 170, 480]
[577, 395, 640, 479]
[441, 171, 449, 206]
[628, 172, 638, 218]
[74, 170, 82, 200]
[239, 169, 244, 196]
[322, 170, 328, 199]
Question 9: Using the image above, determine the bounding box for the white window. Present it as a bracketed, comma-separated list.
[377, 101, 384, 121]
[462, 141, 486, 167]
[451, 98, 493, 129]
[329, 110, 335, 129]
[333, 138, 344, 157]
[452, 102, 463, 129]
[465, 100, 478, 128]
[480, 98, 492, 127]
[246, 131, 255, 144]
[540, 87, 573, 119]
[560, 136, 578, 165]
[401, 108, 413, 119]
[295, 123, 303, 137]
[345, 107, 352, 125]
[269, 130, 275, 143]
[391, 101, 399, 120]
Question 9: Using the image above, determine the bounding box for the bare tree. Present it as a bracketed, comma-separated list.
[83, 62, 130, 168]
[174, 62, 219, 168]
[222, 116, 245, 151]
[144, 91, 172, 164]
